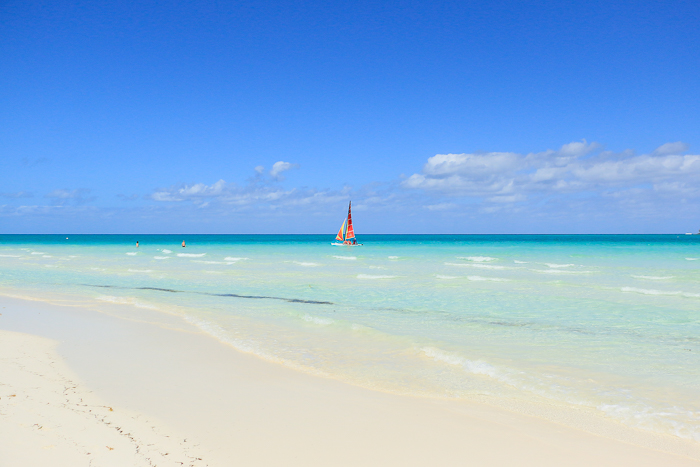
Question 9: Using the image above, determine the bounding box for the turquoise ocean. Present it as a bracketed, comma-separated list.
[1, 234, 699, 440]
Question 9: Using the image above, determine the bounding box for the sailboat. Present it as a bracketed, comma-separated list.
[332, 201, 362, 246]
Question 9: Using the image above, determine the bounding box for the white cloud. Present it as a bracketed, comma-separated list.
[403, 140, 700, 202]
[557, 140, 600, 157]
[421, 152, 521, 177]
[45, 188, 95, 204]
[0, 191, 33, 199]
[652, 141, 688, 156]
[487, 194, 526, 203]
[152, 180, 226, 202]
[46, 189, 81, 199]
[425, 202, 458, 211]
[150, 177, 347, 210]
[571, 154, 700, 183]
[270, 161, 298, 179]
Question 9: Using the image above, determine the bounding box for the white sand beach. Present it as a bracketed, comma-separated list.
[1, 294, 699, 467]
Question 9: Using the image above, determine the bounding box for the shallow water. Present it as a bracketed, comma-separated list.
[1, 234, 699, 440]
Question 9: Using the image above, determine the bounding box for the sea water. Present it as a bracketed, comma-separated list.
[1, 234, 699, 441]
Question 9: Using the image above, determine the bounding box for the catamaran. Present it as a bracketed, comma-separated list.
[332, 201, 362, 246]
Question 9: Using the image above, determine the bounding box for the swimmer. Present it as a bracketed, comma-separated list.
[136, 241, 139, 248]
[182, 240, 186, 248]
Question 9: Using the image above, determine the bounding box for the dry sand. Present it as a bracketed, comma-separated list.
[1, 294, 699, 466]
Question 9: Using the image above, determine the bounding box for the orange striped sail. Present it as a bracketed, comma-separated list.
[344, 201, 355, 241]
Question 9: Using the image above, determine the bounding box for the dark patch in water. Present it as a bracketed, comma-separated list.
[83, 284, 333, 305]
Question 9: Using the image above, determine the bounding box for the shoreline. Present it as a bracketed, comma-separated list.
[1, 293, 699, 466]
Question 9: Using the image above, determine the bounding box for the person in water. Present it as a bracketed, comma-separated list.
[182, 240, 186, 248]
[136, 241, 139, 247]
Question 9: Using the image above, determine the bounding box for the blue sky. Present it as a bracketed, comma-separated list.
[1, 0, 699, 233]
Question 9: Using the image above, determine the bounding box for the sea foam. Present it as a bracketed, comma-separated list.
[467, 275, 509, 282]
[95, 295, 158, 310]
[459, 256, 496, 262]
[178, 253, 206, 257]
[632, 275, 673, 280]
[445, 262, 506, 269]
[421, 347, 507, 381]
[621, 287, 700, 298]
[195, 260, 235, 265]
[302, 314, 333, 325]
[334, 256, 357, 260]
[531, 269, 592, 274]
[357, 274, 396, 279]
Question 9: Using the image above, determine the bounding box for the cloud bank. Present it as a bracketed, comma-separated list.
[2, 142, 699, 233]
[402, 141, 700, 203]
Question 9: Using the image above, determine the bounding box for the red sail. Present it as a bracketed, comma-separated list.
[345, 201, 355, 240]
